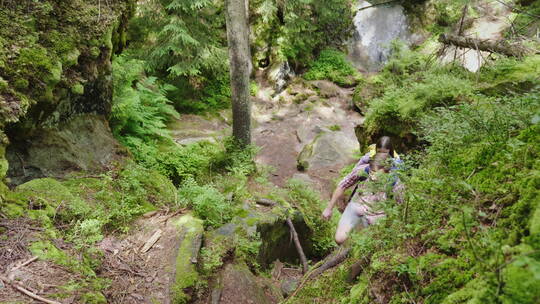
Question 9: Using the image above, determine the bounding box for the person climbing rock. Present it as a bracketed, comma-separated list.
[321, 136, 404, 244]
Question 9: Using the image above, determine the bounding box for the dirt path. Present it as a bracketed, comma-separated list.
[166, 77, 363, 200]
[252, 78, 363, 199]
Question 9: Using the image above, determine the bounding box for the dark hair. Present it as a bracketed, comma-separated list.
[370, 136, 393, 172]
[376, 136, 393, 155]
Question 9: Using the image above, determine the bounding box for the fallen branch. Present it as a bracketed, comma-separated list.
[288, 246, 351, 300]
[307, 247, 350, 280]
[286, 217, 309, 274]
[10, 256, 38, 273]
[140, 229, 162, 253]
[355, 0, 399, 12]
[439, 33, 531, 57]
[256, 198, 277, 207]
[0, 275, 61, 304]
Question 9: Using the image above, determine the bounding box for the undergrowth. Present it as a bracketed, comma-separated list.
[304, 49, 360, 87]
[291, 50, 540, 302]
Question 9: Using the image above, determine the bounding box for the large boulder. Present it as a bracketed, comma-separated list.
[297, 130, 359, 171]
[6, 114, 125, 185]
[0, 0, 134, 185]
[211, 263, 273, 304]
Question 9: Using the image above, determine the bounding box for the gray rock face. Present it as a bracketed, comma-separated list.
[215, 263, 272, 304]
[297, 130, 359, 171]
[348, 0, 411, 72]
[268, 61, 295, 93]
[6, 114, 124, 186]
[280, 277, 300, 298]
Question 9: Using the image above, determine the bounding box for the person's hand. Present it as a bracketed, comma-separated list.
[321, 207, 332, 221]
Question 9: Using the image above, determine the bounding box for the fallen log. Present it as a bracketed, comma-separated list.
[438, 33, 530, 57]
[140, 229, 162, 253]
[307, 247, 350, 280]
[286, 217, 309, 274]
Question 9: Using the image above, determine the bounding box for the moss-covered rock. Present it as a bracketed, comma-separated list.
[6, 114, 125, 186]
[171, 214, 204, 303]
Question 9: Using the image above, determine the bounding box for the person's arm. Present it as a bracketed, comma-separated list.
[322, 186, 345, 220]
[322, 156, 370, 220]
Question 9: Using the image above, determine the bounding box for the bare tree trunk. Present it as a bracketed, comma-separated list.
[225, 0, 251, 145]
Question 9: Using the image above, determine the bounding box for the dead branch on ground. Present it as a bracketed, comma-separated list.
[286, 217, 309, 274]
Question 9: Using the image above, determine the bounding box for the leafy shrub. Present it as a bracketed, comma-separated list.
[304, 49, 359, 86]
[286, 179, 335, 256]
[178, 178, 234, 228]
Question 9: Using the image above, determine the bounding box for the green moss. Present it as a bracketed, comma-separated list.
[29, 240, 96, 276]
[71, 83, 84, 95]
[13, 78, 29, 90]
[0, 145, 8, 178]
[90, 46, 101, 58]
[171, 214, 204, 303]
[16, 178, 77, 212]
[63, 48, 81, 67]
[80, 292, 107, 304]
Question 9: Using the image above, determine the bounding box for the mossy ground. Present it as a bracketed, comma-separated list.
[0, 160, 177, 302]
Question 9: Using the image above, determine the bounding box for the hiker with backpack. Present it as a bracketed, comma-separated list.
[321, 136, 404, 244]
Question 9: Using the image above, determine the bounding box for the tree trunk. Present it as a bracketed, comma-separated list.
[225, 0, 252, 145]
[438, 33, 530, 57]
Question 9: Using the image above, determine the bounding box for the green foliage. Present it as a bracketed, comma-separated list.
[178, 178, 233, 228]
[286, 179, 335, 256]
[280, 0, 353, 68]
[304, 49, 359, 86]
[111, 54, 178, 142]
[126, 0, 229, 114]
[143, 0, 227, 78]
[332, 89, 539, 303]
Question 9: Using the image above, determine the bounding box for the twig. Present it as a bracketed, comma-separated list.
[0, 275, 61, 304]
[286, 217, 308, 274]
[453, 4, 469, 63]
[287, 247, 350, 300]
[10, 256, 38, 273]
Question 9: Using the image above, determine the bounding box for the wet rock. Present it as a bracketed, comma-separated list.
[347, 0, 411, 72]
[297, 130, 359, 171]
[310, 80, 343, 98]
[218, 263, 272, 304]
[205, 205, 313, 269]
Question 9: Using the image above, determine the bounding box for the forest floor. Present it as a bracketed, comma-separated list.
[168, 74, 362, 201]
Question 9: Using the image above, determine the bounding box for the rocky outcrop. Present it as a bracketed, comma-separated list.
[297, 129, 359, 171]
[211, 263, 274, 304]
[0, 0, 135, 184]
[6, 114, 125, 185]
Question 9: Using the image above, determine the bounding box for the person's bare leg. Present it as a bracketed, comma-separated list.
[335, 203, 362, 244]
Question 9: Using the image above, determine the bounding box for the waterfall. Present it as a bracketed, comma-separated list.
[348, 0, 411, 72]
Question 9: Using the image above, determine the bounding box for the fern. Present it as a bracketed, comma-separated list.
[110, 55, 179, 142]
